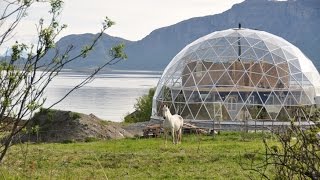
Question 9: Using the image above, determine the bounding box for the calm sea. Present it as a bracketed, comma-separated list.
[43, 70, 161, 122]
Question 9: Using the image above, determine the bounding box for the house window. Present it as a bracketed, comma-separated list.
[227, 96, 238, 111]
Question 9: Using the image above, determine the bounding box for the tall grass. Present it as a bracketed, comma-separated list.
[0, 132, 273, 179]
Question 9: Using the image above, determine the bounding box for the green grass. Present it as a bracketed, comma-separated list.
[0, 132, 274, 179]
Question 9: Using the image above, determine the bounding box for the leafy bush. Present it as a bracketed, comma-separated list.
[124, 88, 155, 123]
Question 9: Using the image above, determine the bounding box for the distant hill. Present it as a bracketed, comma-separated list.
[47, 0, 320, 71]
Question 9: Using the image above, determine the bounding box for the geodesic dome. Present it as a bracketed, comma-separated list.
[152, 28, 320, 122]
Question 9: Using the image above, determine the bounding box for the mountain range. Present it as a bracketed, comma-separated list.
[47, 0, 320, 71]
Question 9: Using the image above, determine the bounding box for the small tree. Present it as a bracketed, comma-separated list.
[0, 0, 126, 163]
[124, 88, 155, 123]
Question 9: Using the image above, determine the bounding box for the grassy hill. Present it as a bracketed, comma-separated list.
[0, 132, 274, 179]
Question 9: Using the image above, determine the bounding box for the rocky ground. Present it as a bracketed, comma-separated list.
[16, 109, 149, 143]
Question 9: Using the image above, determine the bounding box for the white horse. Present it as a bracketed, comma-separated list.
[162, 105, 184, 144]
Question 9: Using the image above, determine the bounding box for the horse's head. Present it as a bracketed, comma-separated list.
[162, 105, 169, 119]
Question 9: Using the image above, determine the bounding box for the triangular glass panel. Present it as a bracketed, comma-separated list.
[282, 49, 296, 60]
[210, 63, 225, 70]
[198, 71, 213, 87]
[265, 75, 278, 88]
[207, 37, 223, 46]
[253, 41, 269, 51]
[188, 104, 202, 119]
[258, 91, 271, 105]
[185, 52, 199, 62]
[238, 91, 248, 104]
[198, 40, 212, 50]
[236, 72, 253, 87]
[291, 73, 302, 85]
[247, 105, 262, 119]
[188, 42, 202, 52]
[229, 70, 243, 85]
[180, 105, 194, 120]
[284, 91, 298, 106]
[195, 104, 211, 120]
[245, 37, 261, 47]
[300, 91, 312, 105]
[202, 48, 219, 62]
[183, 90, 193, 102]
[212, 103, 223, 120]
[249, 73, 263, 87]
[203, 103, 215, 120]
[187, 61, 197, 73]
[247, 33, 261, 40]
[249, 62, 263, 73]
[188, 90, 201, 102]
[273, 78, 285, 89]
[203, 61, 214, 70]
[182, 74, 195, 87]
[163, 88, 173, 101]
[195, 48, 209, 59]
[171, 89, 181, 102]
[220, 46, 238, 57]
[271, 53, 286, 64]
[276, 107, 291, 121]
[224, 103, 239, 121]
[261, 53, 274, 64]
[232, 45, 250, 57]
[264, 41, 278, 51]
[173, 103, 185, 115]
[174, 90, 186, 103]
[204, 88, 220, 102]
[277, 77, 289, 89]
[214, 37, 230, 47]
[256, 107, 272, 120]
[232, 37, 251, 47]
[265, 105, 282, 120]
[216, 71, 233, 86]
[276, 65, 289, 77]
[271, 48, 286, 60]
[240, 47, 258, 60]
[167, 103, 176, 114]
[209, 70, 225, 84]
[302, 74, 312, 86]
[225, 36, 240, 44]
[265, 92, 281, 105]
[265, 66, 278, 77]
[289, 59, 301, 70]
[253, 47, 269, 60]
[235, 105, 251, 121]
[257, 75, 272, 89]
[213, 46, 227, 57]
[246, 91, 263, 105]
[221, 104, 231, 121]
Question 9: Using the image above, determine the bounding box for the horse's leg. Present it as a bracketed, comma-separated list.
[171, 128, 175, 144]
[164, 129, 168, 146]
[178, 128, 182, 144]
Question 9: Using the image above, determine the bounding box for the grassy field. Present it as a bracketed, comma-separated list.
[0, 132, 274, 179]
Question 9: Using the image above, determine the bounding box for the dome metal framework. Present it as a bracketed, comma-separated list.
[152, 28, 320, 121]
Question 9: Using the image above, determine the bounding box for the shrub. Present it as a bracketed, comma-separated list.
[124, 88, 155, 123]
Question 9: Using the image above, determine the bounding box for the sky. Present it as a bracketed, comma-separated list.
[0, 0, 244, 54]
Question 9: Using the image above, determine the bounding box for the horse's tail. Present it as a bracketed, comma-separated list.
[178, 116, 184, 127]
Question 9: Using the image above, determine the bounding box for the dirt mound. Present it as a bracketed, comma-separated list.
[17, 109, 134, 143]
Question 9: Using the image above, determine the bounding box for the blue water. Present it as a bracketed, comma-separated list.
[43, 71, 161, 121]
